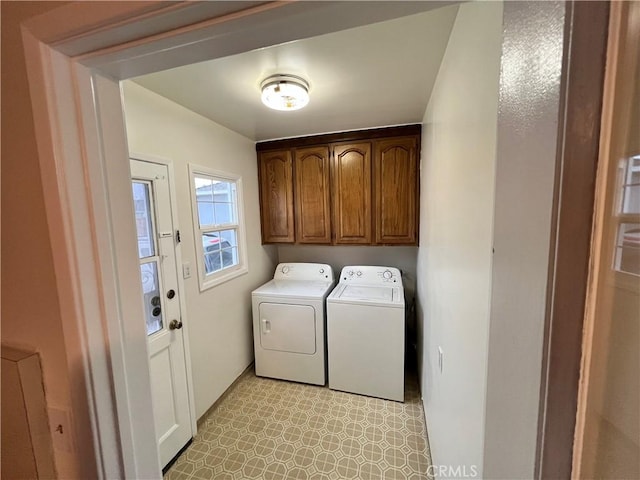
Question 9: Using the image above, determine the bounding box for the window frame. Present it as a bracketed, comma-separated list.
[188, 164, 248, 290]
[609, 154, 640, 288]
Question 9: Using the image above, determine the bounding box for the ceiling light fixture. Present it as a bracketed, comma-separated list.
[261, 74, 310, 111]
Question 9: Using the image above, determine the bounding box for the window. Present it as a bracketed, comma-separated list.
[619, 155, 640, 215]
[613, 155, 640, 276]
[189, 165, 248, 289]
[132, 181, 163, 335]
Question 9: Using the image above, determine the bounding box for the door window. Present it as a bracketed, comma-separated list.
[133, 181, 164, 335]
[613, 155, 640, 276]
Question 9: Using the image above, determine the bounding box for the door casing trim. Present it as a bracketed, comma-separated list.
[534, 1, 610, 478]
[20, 0, 605, 477]
[21, 2, 451, 476]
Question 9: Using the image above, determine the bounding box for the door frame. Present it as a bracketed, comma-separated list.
[534, 2, 610, 478]
[571, 1, 639, 476]
[129, 153, 198, 442]
[20, 0, 610, 477]
[21, 2, 453, 477]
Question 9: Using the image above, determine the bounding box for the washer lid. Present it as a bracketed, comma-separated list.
[328, 283, 404, 308]
[252, 279, 334, 299]
[341, 285, 393, 302]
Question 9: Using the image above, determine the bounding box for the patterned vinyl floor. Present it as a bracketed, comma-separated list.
[165, 369, 432, 480]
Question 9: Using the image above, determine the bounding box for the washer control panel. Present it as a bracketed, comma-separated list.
[339, 266, 402, 285]
[274, 263, 333, 281]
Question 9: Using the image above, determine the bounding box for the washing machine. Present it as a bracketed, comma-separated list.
[252, 263, 334, 385]
[327, 265, 405, 401]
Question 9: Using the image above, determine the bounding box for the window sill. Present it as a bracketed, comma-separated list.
[199, 265, 248, 291]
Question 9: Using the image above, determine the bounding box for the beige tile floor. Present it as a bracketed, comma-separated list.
[165, 369, 432, 480]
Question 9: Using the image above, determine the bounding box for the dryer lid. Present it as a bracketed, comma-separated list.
[252, 279, 334, 299]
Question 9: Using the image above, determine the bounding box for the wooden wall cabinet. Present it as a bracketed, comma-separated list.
[294, 146, 332, 244]
[374, 136, 418, 244]
[258, 150, 295, 243]
[257, 125, 420, 245]
[332, 142, 372, 244]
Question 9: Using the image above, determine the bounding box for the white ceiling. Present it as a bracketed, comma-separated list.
[132, 4, 459, 142]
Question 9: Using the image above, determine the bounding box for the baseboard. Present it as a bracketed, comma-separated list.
[196, 363, 254, 428]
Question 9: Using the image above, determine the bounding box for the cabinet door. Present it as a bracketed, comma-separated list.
[374, 136, 418, 244]
[294, 146, 331, 243]
[332, 142, 372, 244]
[258, 150, 294, 243]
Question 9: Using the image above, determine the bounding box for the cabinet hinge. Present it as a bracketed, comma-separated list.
[176, 230, 181, 244]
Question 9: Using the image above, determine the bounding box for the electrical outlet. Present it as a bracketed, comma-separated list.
[48, 407, 73, 452]
[182, 262, 191, 279]
[438, 346, 444, 374]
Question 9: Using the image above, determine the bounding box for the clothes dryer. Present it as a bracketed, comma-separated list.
[252, 263, 334, 385]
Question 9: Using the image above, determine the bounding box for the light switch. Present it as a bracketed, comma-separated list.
[182, 262, 192, 279]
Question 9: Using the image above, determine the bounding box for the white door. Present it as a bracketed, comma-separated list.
[130, 159, 192, 468]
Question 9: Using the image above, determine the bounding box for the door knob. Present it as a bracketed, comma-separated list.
[169, 319, 183, 330]
[167, 289, 176, 299]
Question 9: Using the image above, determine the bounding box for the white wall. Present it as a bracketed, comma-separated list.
[123, 82, 277, 418]
[416, 1, 502, 475]
[484, 2, 566, 478]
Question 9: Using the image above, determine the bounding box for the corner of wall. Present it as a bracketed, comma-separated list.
[415, 0, 503, 472]
[483, 1, 566, 477]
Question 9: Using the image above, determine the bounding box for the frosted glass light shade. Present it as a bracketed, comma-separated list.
[261, 74, 310, 111]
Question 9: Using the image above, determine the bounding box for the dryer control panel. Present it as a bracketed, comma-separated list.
[339, 266, 402, 286]
[273, 263, 333, 281]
